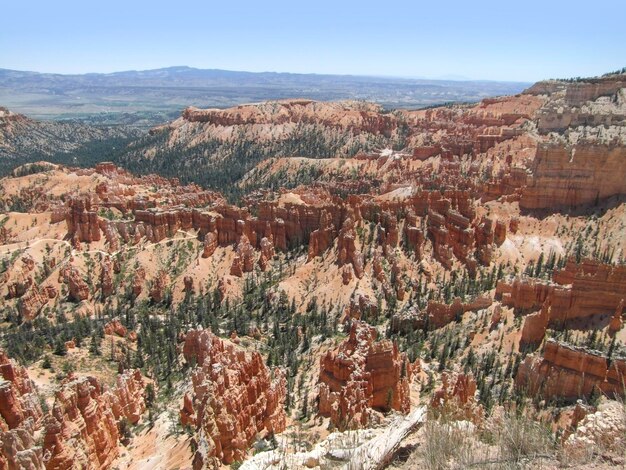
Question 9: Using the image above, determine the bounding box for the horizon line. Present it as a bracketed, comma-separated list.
[0, 65, 538, 84]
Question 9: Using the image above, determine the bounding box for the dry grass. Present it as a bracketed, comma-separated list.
[409, 408, 556, 470]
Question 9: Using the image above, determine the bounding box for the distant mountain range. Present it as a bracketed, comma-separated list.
[0, 66, 529, 126]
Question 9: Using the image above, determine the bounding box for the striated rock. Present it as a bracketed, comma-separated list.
[520, 143, 626, 210]
[520, 302, 551, 347]
[100, 256, 114, 299]
[43, 370, 146, 470]
[65, 196, 101, 244]
[609, 300, 624, 334]
[1, 417, 44, 470]
[307, 210, 335, 261]
[17, 286, 49, 321]
[106, 369, 146, 425]
[43, 375, 120, 469]
[498, 260, 626, 343]
[515, 340, 626, 401]
[103, 319, 127, 338]
[0, 351, 44, 431]
[180, 329, 286, 466]
[493, 219, 507, 246]
[393, 295, 492, 332]
[337, 218, 364, 279]
[230, 235, 255, 277]
[132, 267, 146, 297]
[0, 351, 44, 469]
[149, 270, 170, 303]
[202, 231, 218, 258]
[65, 267, 89, 302]
[230, 256, 243, 278]
[431, 373, 482, 423]
[318, 321, 412, 430]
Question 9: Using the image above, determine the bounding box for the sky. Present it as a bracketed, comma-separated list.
[1, 0, 625, 82]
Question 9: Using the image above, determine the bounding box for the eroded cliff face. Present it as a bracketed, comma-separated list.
[42, 370, 146, 470]
[520, 143, 626, 210]
[497, 260, 626, 346]
[0, 350, 44, 470]
[521, 75, 626, 210]
[515, 340, 626, 402]
[318, 321, 413, 430]
[179, 100, 398, 137]
[180, 329, 286, 467]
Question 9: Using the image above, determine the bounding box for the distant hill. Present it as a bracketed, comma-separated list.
[0, 66, 529, 125]
[0, 107, 139, 175]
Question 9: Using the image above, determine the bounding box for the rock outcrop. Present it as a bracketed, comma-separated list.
[100, 256, 114, 299]
[318, 321, 413, 429]
[0, 351, 44, 469]
[103, 319, 127, 338]
[131, 267, 145, 297]
[337, 217, 364, 280]
[180, 329, 287, 467]
[230, 235, 255, 277]
[431, 373, 482, 423]
[497, 260, 626, 346]
[63, 266, 89, 302]
[17, 286, 50, 321]
[515, 340, 626, 401]
[43, 370, 145, 470]
[65, 196, 101, 244]
[202, 232, 218, 258]
[520, 143, 626, 210]
[149, 270, 170, 303]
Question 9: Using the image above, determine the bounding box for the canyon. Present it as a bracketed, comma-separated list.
[1, 72, 625, 469]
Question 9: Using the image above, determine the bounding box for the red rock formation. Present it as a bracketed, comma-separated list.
[103, 320, 127, 338]
[100, 256, 114, 299]
[307, 210, 335, 260]
[149, 270, 170, 303]
[318, 321, 412, 430]
[0, 351, 45, 469]
[498, 260, 626, 343]
[520, 143, 626, 210]
[392, 295, 492, 332]
[609, 300, 624, 334]
[65, 196, 101, 244]
[230, 234, 255, 277]
[494, 219, 507, 246]
[520, 302, 551, 347]
[337, 217, 364, 279]
[344, 294, 379, 321]
[1, 417, 44, 470]
[431, 373, 482, 423]
[17, 285, 50, 321]
[202, 231, 218, 258]
[180, 329, 286, 466]
[106, 369, 146, 425]
[0, 351, 44, 431]
[132, 267, 145, 297]
[43, 370, 146, 470]
[65, 267, 89, 302]
[258, 236, 274, 272]
[515, 340, 626, 401]
[181, 100, 398, 136]
[43, 375, 120, 469]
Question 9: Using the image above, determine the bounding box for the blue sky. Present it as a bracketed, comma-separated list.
[1, 0, 624, 82]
